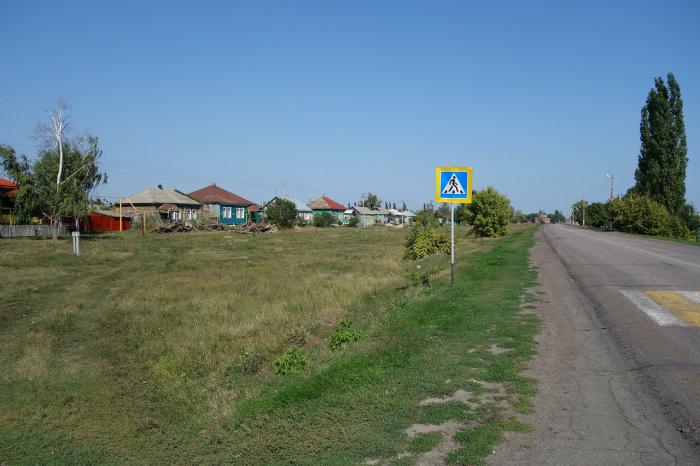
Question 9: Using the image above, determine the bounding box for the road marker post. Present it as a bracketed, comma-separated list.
[435, 167, 473, 287]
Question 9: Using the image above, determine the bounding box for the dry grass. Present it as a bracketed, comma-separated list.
[0, 227, 416, 449]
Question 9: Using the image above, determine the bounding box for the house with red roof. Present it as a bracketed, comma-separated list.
[189, 183, 256, 225]
[307, 195, 346, 224]
[0, 177, 18, 224]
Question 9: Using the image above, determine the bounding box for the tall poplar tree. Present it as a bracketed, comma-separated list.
[634, 73, 688, 215]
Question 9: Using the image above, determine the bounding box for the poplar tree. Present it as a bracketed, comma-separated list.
[635, 73, 688, 215]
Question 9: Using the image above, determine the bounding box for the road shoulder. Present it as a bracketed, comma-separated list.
[487, 229, 699, 465]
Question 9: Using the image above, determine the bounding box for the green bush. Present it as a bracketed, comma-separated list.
[403, 223, 450, 260]
[273, 347, 309, 375]
[266, 199, 298, 229]
[313, 212, 338, 227]
[609, 193, 692, 239]
[471, 187, 510, 237]
[585, 202, 609, 228]
[347, 216, 359, 227]
[329, 319, 362, 350]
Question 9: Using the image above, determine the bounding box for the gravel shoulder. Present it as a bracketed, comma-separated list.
[487, 229, 700, 465]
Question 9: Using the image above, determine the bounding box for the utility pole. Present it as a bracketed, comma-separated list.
[606, 173, 614, 230]
[582, 195, 586, 227]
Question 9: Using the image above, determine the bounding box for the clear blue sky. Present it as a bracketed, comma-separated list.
[1, 0, 699, 214]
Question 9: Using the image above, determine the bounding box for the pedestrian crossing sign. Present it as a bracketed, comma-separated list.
[435, 167, 473, 203]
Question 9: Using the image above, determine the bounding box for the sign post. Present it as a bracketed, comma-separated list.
[435, 167, 473, 287]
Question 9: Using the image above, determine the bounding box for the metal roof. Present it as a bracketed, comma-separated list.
[263, 196, 312, 212]
[308, 195, 345, 211]
[124, 186, 200, 206]
[352, 206, 389, 215]
[189, 183, 254, 206]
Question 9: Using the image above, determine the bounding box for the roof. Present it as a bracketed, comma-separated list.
[125, 186, 200, 206]
[189, 183, 254, 206]
[0, 178, 17, 197]
[308, 195, 345, 211]
[249, 204, 261, 213]
[158, 203, 179, 211]
[263, 196, 312, 212]
[93, 210, 122, 218]
[402, 210, 416, 217]
[352, 206, 389, 215]
[0, 177, 17, 190]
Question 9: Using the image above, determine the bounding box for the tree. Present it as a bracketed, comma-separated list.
[1, 136, 106, 235]
[363, 192, 381, 210]
[392, 202, 397, 210]
[471, 187, 511, 237]
[548, 210, 566, 224]
[313, 212, 337, 227]
[510, 208, 526, 224]
[266, 198, 297, 228]
[584, 203, 608, 228]
[635, 73, 688, 215]
[401, 201, 407, 211]
[609, 193, 691, 239]
[571, 200, 588, 225]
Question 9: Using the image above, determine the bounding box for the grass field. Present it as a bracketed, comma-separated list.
[0, 225, 538, 464]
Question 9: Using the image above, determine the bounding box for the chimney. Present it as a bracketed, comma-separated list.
[158, 184, 163, 189]
[211, 182, 216, 187]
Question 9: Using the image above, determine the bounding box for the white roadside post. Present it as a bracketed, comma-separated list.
[435, 167, 473, 288]
[450, 203, 455, 286]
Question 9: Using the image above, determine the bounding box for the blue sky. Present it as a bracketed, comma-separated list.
[1, 0, 699, 214]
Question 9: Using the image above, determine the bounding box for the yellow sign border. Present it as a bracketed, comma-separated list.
[435, 166, 473, 204]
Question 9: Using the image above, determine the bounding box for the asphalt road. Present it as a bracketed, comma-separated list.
[488, 226, 700, 465]
[542, 225, 700, 444]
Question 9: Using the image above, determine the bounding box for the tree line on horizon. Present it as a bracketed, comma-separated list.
[571, 73, 698, 240]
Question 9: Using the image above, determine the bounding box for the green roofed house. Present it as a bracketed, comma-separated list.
[307, 195, 346, 223]
[189, 183, 256, 225]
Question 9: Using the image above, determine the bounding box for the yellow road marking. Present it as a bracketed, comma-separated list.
[644, 291, 700, 327]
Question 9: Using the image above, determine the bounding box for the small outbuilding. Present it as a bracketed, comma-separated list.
[81, 210, 132, 232]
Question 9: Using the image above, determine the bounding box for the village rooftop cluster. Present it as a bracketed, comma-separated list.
[0, 178, 417, 233]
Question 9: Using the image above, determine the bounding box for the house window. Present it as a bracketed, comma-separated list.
[185, 209, 196, 220]
[223, 207, 232, 219]
[171, 210, 180, 221]
[236, 207, 245, 219]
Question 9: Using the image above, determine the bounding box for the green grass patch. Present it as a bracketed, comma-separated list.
[0, 225, 538, 464]
[408, 432, 443, 453]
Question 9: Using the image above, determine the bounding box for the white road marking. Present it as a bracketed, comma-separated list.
[619, 290, 687, 327]
[677, 291, 700, 304]
[559, 227, 700, 270]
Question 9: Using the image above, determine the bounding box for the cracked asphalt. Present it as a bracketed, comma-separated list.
[488, 225, 700, 465]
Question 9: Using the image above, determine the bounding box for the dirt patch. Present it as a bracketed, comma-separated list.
[488, 344, 513, 355]
[419, 380, 508, 408]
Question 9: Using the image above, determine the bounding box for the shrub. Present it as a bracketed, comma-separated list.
[329, 319, 362, 350]
[609, 193, 692, 239]
[273, 347, 309, 375]
[348, 216, 359, 227]
[266, 199, 298, 229]
[471, 187, 511, 237]
[313, 212, 337, 227]
[404, 223, 450, 260]
[585, 202, 609, 228]
[232, 350, 265, 375]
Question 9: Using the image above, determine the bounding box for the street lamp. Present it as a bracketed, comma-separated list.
[605, 174, 614, 201]
[605, 174, 614, 230]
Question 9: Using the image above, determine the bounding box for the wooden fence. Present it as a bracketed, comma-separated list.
[0, 224, 69, 238]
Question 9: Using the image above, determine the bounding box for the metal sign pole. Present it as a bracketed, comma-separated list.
[450, 203, 455, 287]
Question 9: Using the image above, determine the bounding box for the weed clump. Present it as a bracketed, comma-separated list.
[274, 347, 309, 375]
[329, 319, 362, 350]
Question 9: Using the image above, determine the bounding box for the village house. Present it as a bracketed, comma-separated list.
[263, 196, 314, 223]
[350, 206, 390, 227]
[308, 195, 346, 223]
[121, 185, 201, 223]
[189, 183, 256, 225]
[387, 208, 416, 225]
[0, 177, 17, 224]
